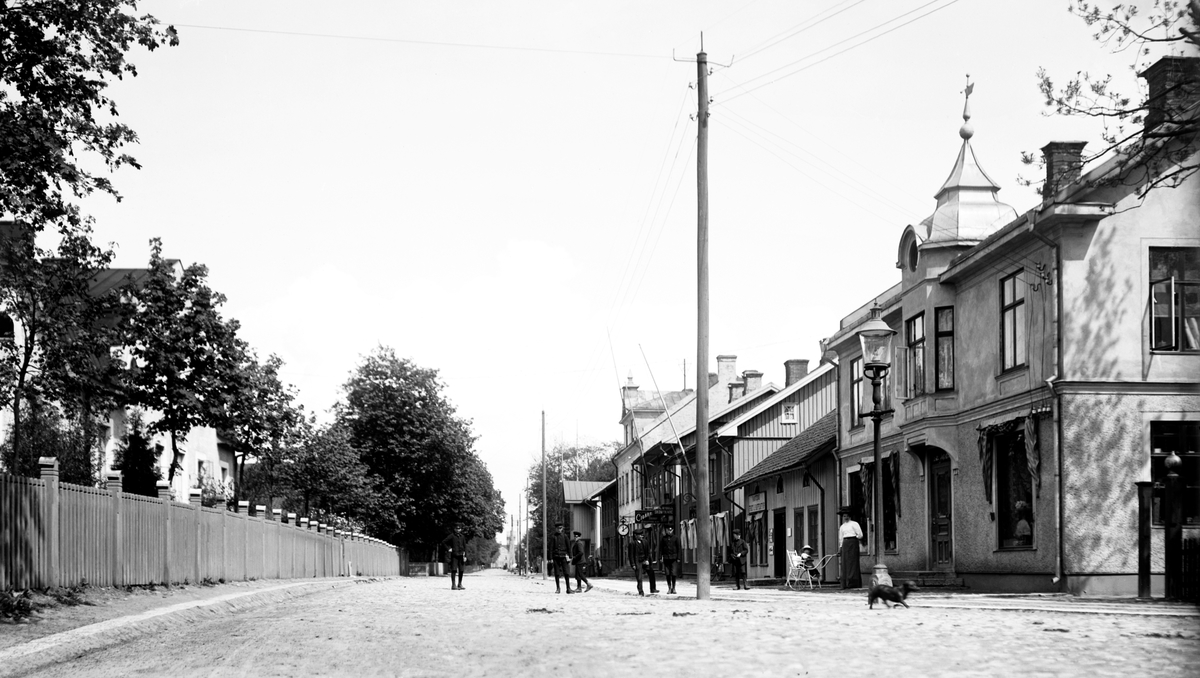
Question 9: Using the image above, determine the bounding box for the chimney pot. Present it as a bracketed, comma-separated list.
[1140, 56, 1199, 133]
[784, 359, 810, 386]
[742, 370, 764, 394]
[728, 380, 746, 403]
[1041, 141, 1088, 198]
[716, 355, 737, 383]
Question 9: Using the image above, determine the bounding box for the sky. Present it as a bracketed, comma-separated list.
[76, 0, 1184, 542]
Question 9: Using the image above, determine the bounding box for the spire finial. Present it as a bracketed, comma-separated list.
[959, 74, 975, 140]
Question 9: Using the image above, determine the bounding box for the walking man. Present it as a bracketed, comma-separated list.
[730, 528, 748, 590]
[550, 523, 574, 594]
[660, 524, 681, 594]
[628, 528, 657, 596]
[570, 531, 593, 593]
[442, 525, 467, 591]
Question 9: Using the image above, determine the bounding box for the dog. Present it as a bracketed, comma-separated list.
[867, 581, 918, 609]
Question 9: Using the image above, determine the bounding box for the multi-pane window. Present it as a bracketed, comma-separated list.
[708, 453, 716, 496]
[906, 313, 926, 396]
[995, 427, 1034, 548]
[850, 357, 864, 427]
[1150, 247, 1199, 352]
[781, 402, 798, 424]
[1151, 421, 1199, 525]
[1000, 272, 1027, 371]
[935, 307, 955, 390]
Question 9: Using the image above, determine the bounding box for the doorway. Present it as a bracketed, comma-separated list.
[773, 509, 786, 578]
[929, 452, 954, 570]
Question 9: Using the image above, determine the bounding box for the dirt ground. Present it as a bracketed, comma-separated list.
[3, 569, 1198, 677]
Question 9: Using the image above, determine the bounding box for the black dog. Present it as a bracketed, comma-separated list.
[867, 581, 918, 609]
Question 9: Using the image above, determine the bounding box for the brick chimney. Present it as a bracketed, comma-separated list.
[784, 359, 809, 386]
[728, 380, 745, 403]
[742, 370, 763, 394]
[716, 355, 737, 383]
[621, 373, 640, 409]
[1041, 141, 1088, 198]
[1140, 56, 1199, 133]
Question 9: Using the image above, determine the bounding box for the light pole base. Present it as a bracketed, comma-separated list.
[871, 563, 892, 587]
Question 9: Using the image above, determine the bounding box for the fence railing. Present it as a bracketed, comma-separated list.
[1, 458, 402, 590]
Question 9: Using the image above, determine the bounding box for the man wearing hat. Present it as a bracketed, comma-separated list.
[659, 524, 681, 594]
[570, 530, 593, 593]
[729, 528, 748, 590]
[550, 523, 574, 593]
[627, 527, 656, 596]
[441, 525, 468, 591]
[837, 507, 863, 589]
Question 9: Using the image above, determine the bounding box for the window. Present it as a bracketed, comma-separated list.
[850, 357, 864, 427]
[906, 313, 926, 397]
[1150, 247, 1199, 352]
[995, 426, 1034, 548]
[1000, 272, 1027, 371]
[723, 452, 732, 490]
[906, 241, 919, 272]
[883, 456, 898, 552]
[776, 475, 784, 493]
[935, 307, 955, 390]
[709, 453, 716, 496]
[0, 313, 13, 341]
[848, 468, 866, 547]
[1151, 421, 1199, 525]
[781, 402, 798, 424]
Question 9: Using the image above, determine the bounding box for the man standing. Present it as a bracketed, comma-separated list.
[550, 523, 574, 594]
[570, 531, 593, 593]
[729, 528, 748, 590]
[628, 528, 657, 596]
[442, 525, 468, 591]
[659, 524, 681, 594]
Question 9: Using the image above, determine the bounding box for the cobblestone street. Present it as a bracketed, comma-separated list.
[4, 570, 1198, 677]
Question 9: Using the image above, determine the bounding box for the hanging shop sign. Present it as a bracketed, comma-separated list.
[747, 492, 766, 515]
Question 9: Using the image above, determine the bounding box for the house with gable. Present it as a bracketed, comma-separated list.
[825, 57, 1198, 595]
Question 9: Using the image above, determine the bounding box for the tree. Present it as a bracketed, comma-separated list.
[277, 423, 389, 530]
[522, 442, 618, 566]
[1026, 1, 1200, 196]
[225, 351, 304, 505]
[337, 346, 503, 555]
[110, 409, 162, 497]
[0, 1, 177, 231]
[122, 239, 245, 483]
[465, 536, 500, 567]
[0, 227, 118, 477]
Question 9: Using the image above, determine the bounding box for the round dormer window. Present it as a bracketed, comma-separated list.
[907, 241, 919, 272]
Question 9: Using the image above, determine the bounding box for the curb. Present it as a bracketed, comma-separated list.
[0, 577, 388, 677]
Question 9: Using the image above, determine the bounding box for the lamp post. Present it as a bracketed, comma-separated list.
[857, 303, 896, 580]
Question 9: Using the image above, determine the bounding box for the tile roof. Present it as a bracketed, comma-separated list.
[563, 480, 611, 503]
[726, 411, 838, 490]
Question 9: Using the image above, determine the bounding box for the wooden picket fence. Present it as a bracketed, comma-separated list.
[1, 458, 402, 590]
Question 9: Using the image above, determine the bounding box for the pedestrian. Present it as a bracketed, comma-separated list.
[627, 528, 657, 596]
[550, 523, 574, 594]
[659, 524, 681, 594]
[441, 525, 468, 591]
[570, 531, 593, 593]
[838, 508, 864, 589]
[729, 528, 748, 590]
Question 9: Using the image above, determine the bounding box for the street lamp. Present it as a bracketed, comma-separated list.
[857, 303, 896, 581]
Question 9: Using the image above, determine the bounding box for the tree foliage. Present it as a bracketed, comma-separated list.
[110, 409, 161, 497]
[0, 1, 177, 230]
[225, 351, 304, 504]
[1027, 1, 1200, 195]
[523, 442, 618, 564]
[337, 347, 504, 555]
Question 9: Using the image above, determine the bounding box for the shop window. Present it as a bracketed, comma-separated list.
[994, 427, 1034, 548]
[850, 357, 864, 427]
[935, 306, 955, 390]
[1151, 421, 1200, 525]
[1150, 247, 1199, 352]
[1000, 272, 1027, 371]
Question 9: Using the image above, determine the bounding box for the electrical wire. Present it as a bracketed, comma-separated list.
[736, 0, 868, 62]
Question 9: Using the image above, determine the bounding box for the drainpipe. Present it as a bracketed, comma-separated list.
[1032, 209, 1066, 588]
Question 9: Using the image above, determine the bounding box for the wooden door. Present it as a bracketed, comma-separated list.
[930, 454, 954, 570]
[773, 509, 786, 578]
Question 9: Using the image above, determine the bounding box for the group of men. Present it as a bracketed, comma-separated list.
[625, 523, 751, 595]
[549, 523, 595, 593]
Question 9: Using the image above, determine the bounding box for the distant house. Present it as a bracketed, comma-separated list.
[562, 478, 610, 559]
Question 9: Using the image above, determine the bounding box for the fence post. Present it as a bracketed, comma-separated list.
[105, 473, 123, 587]
[189, 489, 203, 584]
[38, 458, 60, 589]
[157, 481, 172, 585]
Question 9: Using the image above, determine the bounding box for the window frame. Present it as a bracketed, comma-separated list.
[850, 357, 864, 428]
[1149, 247, 1199, 353]
[994, 426, 1034, 550]
[781, 402, 798, 425]
[1150, 420, 1199, 526]
[935, 306, 955, 391]
[1000, 271, 1027, 372]
[905, 312, 926, 397]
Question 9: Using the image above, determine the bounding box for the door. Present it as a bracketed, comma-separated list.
[794, 508, 805, 552]
[773, 509, 787, 578]
[930, 453, 954, 570]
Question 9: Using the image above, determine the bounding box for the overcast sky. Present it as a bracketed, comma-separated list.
[79, 0, 1183, 540]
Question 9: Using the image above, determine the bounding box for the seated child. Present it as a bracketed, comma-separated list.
[799, 545, 815, 569]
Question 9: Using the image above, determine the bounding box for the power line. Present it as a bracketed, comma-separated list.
[736, 0, 868, 62]
[712, 0, 966, 103]
[175, 23, 669, 59]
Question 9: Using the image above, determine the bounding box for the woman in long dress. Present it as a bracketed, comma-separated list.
[838, 511, 863, 588]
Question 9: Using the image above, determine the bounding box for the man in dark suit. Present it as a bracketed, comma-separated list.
[659, 524, 681, 594]
[570, 531, 593, 593]
[730, 528, 748, 590]
[550, 523, 574, 594]
[628, 528, 657, 596]
[441, 525, 468, 590]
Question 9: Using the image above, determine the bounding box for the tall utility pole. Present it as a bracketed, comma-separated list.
[694, 45, 712, 601]
[541, 410, 547, 579]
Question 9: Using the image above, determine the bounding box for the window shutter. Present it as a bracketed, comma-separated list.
[894, 346, 910, 400]
[1151, 278, 1176, 350]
